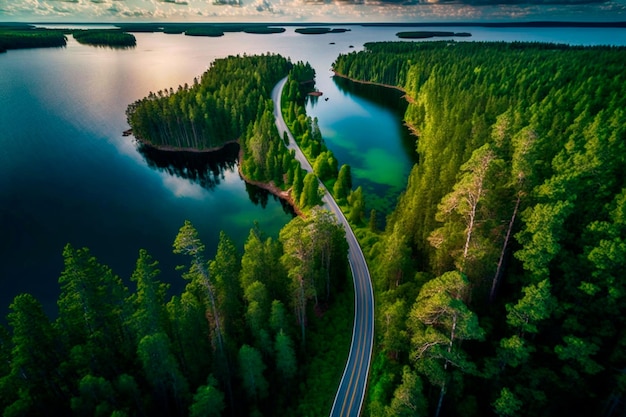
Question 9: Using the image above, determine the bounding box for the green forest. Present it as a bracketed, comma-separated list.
[333, 41, 626, 417]
[0, 213, 349, 416]
[127, 54, 347, 214]
[126, 54, 291, 151]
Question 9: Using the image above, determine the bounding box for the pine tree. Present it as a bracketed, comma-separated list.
[407, 271, 484, 417]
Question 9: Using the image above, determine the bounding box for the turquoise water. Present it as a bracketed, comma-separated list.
[1, 25, 624, 318]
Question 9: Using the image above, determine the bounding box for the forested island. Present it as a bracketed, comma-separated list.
[114, 23, 286, 37]
[333, 41, 626, 417]
[0, 25, 137, 51]
[396, 31, 471, 39]
[73, 29, 136, 48]
[294, 27, 350, 35]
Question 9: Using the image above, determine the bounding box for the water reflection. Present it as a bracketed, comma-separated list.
[138, 142, 239, 191]
[332, 75, 408, 113]
[332, 75, 419, 167]
[138, 142, 295, 216]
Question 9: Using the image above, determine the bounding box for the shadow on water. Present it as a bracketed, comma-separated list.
[333, 75, 408, 110]
[137, 142, 296, 216]
[138, 142, 239, 190]
[244, 182, 296, 217]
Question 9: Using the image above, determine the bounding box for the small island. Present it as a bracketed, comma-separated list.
[295, 27, 350, 35]
[396, 30, 472, 39]
[73, 29, 136, 48]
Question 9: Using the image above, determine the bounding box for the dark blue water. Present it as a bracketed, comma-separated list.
[1, 25, 624, 319]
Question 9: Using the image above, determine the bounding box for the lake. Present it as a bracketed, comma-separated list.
[1, 24, 625, 319]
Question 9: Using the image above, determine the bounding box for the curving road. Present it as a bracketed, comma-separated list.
[272, 77, 375, 417]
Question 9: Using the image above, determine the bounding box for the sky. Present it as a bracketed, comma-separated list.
[1, 0, 626, 23]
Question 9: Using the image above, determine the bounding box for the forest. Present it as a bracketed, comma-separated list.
[126, 54, 291, 151]
[127, 54, 350, 215]
[333, 41, 626, 417]
[0, 213, 349, 416]
[114, 23, 288, 36]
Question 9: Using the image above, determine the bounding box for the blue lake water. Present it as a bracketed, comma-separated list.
[1, 24, 624, 319]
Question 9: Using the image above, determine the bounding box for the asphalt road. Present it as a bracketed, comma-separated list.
[272, 77, 375, 417]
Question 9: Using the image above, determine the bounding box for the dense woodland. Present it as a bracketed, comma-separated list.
[127, 55, 334, 211]
[126, 54, 289, 151]
[0, 213, 349, 416]
[333, 41, 626, 417]
[281, 68, 364, 222]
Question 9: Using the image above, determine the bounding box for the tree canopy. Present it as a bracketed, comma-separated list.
[334, 41, 626, 417]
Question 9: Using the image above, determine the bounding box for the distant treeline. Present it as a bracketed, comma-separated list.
[0, 27, 66, 52]
[294, 27, 350, 35]
[116, 23, 286, 37]
[333, 41, 626, 417]
[396, 31, 471, 39]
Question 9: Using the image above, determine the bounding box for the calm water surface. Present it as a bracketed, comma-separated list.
[1, 25, 624, 318]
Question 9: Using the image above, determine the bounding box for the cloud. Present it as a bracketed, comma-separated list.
[255, 0, 274, 11]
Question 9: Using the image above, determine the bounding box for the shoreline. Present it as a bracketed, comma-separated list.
[332, 70, 421, 137]
[128, 130, 240, 153]
[236, 148, 304, 217]
[129, 130, 303, 216]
